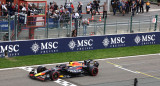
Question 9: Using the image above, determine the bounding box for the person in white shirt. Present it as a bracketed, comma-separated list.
[86, 3, 91, 14]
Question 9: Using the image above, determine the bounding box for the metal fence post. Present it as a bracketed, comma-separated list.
[0, 26, 2, 41]
[128, 20, 129, 33]
[46, 9, 49, 38]
[116, 20, 117, 34]
[14, 12, 18, 40]
[139, 19, 140, 32]
[149, 16, 151, 31]
[130, 16, 133, 33]
[70, 13, 72, 36]
[154, 15, 158, 31]
[104, 16, 107, 35]
[8, 13, 11, 41]
[58, 20, 60, 37]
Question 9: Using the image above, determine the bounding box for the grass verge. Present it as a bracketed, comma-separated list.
[0, 44, 160, 68]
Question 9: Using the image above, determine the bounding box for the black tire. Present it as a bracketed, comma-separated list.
[29, 71, 35, 79]
[50, 71, 60, 81]
[89, 66, 98, 76]
[37, 66, 47, 73]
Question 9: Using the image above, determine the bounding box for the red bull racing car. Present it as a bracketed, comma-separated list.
[29, 60, 99, 81]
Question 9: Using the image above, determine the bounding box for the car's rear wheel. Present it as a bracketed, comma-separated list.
[37, 66, 47, 73]
[89, 66, 98, 76]
[29, 71, 35, 79]
[50, 71, 60, 81]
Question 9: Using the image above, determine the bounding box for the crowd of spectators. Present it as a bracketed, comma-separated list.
[111, 0, 150, 16]
[0, 2, 18, 16]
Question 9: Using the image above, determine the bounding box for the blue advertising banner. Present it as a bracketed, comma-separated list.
[0, 32, 159, 57]
[0, 20, 14, 31]
[47, 18, 58, 28]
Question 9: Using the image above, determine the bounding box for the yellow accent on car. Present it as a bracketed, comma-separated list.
[35, 73, 42, 76]
[59, 75, 64, 78]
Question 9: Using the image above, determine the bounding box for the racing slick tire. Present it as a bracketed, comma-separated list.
[29, 70, 35, 79]
[50, 71, 60, 81]
[37, 66, 47, 73]
[89, 66, 98, 76]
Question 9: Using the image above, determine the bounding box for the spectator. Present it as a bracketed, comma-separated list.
[54, 3, 58, 11]
[7, 2, 12, 15]
[95, 1, 100, 15]
[157, 0, 160, 6]
[1, 2, 8, 16]
[77, 2, 82, 14]
[139, 0, 144, 13]
[3, 33, 9, 41]
[125, 0, 129, 13]
[121, 0, 126, 16]
[112, 0, 117, 15]
[89, 1, 93, 14]
[22, 5, 26, 13]
[82, 18, 89, 36]
[72, 29, 77, 37]
[128, 0, 132, 12]
[59, 5, 64, 14]
[86, 3, 91, 14]
[100, 2, 107, 18]
[117, 0, 122, 13]
[146, 0, 150, 12]
[74, 11, 79, 32]
[11, 3, 15, 15]
[71, 3, 74, 12]
[136, 0, 139, 14]
[131, 0, 137, 16]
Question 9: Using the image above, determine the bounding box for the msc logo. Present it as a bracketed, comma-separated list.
[134, 34, 155, 45]
[0, 44, 19, 53]
[31, 42, 58, 54]
[102, 37, 125, 47]
[110, 37, 125, 44]
[68, 39, 93, 50]
[0, 44, 20, 57]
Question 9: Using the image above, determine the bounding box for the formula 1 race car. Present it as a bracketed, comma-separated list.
[29, 60, 99, 81]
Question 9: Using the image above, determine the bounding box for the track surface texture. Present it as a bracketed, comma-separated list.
[1, 54, 160, 86]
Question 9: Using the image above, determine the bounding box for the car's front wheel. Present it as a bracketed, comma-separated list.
[89, 66, 98, 76]
[50, 71, 60, 81]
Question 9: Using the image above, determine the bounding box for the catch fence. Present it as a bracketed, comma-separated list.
[0, 12, 160, 41]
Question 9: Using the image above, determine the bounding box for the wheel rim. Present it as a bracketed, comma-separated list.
[52, 72, 59, 80]
[92, 68, 98, 76]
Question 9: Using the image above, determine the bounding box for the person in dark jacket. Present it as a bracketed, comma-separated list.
[139, 0, 144, 13]
[95, 1, 100, 15]
[131, 0, 136, 16]
[125, 0, 129, 13]
[112, 0, 117, 15]
[157, 0, 160, 6]
[136, 0, 139, 14]
[77, 2, 82, 14]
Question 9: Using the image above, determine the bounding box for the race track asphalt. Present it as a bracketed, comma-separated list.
[1, 54, 160, 86]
